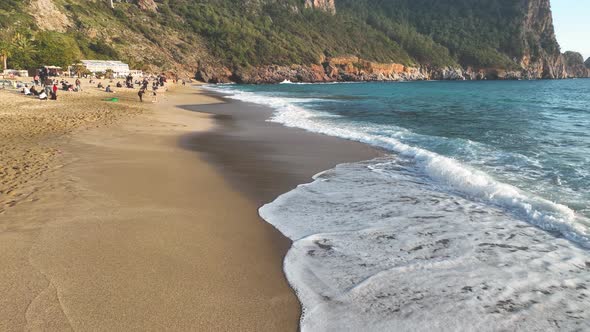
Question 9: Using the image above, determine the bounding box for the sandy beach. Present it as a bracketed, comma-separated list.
[0, 81, 144, 215]
[1, 81, 305, 330]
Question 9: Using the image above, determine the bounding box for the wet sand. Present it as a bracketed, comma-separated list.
[182, 97, 380, 206]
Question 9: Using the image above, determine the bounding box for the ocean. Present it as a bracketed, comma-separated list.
[206, 80, 590, 330]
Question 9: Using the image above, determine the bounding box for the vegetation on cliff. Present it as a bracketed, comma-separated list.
[0, 0, 584, 79]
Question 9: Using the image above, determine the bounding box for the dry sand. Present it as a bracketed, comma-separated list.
[0, 80, 143, 215]
[0, 82, 300, 330]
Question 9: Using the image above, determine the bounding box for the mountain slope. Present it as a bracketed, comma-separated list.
[0, 0, 587, 82]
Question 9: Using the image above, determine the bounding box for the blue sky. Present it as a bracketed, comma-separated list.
[552, 0, 590, 60]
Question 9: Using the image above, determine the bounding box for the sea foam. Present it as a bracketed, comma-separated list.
[260, 159, 590, 331]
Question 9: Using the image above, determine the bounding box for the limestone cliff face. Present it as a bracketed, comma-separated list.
[585, 58, 590, 69]
[518, 0, 565, 79]
[230, 56, 430, 84]
[304, 0, 335, 14]
[511, 0, 589, 79]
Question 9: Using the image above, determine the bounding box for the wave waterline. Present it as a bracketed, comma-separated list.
[204, 85, 590, 248]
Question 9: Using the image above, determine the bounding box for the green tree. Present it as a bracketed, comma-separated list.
[0, 40, 10, 70]
[8, 32, 37, 70]
[33, 32, 82, 69]
[0, 28, 14, 70]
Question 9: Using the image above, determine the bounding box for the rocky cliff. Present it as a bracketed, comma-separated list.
[199, 57, 530, 84]
[195, 0, 588, 83]
[4, 0, 589, 82]
[517, 0, 565, 79]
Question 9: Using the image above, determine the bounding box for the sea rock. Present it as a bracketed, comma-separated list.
[586, 57, 590, 69]
[231, 64, 331, 84]
[427, 67, 466, 80]
[195, 62, 232, 84]
[195, 51, 588, 84]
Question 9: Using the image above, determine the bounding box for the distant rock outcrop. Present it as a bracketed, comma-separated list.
[195, 52, 590, 84]
[562, 51, 590, 78]
[304, 0, 336, 14]
[195, 61, 232, 84]
[28, 0, 72, 32]
[136, 0, 158, 12]
[585, 58, 590, 69]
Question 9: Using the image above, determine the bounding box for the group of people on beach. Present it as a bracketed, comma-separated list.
[20, 77, 61, 100]
[138, 74, 168, 103]
[19, 68, 86, 101]
[16, 70, 178, 103]
[96, 75, 165, 103]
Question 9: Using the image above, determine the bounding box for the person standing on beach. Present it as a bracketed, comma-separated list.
[138, 88, 145, 102]
[44, 78, 52, 96]
[152, 82, 158, 103]
[39, 68, 47, 84]
[34, 75, 39, 86]
[75, 78, 82, 92]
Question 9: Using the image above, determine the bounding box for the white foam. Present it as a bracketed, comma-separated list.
[207, 86, 590, 248]
[260, 159, 590, 331]
[278, 81, 358, 85]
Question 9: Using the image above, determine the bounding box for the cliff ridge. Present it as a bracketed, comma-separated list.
[2, 0, 588, 82]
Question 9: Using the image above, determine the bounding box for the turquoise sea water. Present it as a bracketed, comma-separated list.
[207, 80, 590, 330]
[212, 80, 590, 231]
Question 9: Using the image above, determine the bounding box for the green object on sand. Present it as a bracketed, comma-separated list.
[104, 98, 119, 102]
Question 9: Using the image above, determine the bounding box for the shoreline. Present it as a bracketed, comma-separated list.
[179, 87, 383, 325]
[181, 93, 381, 206]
